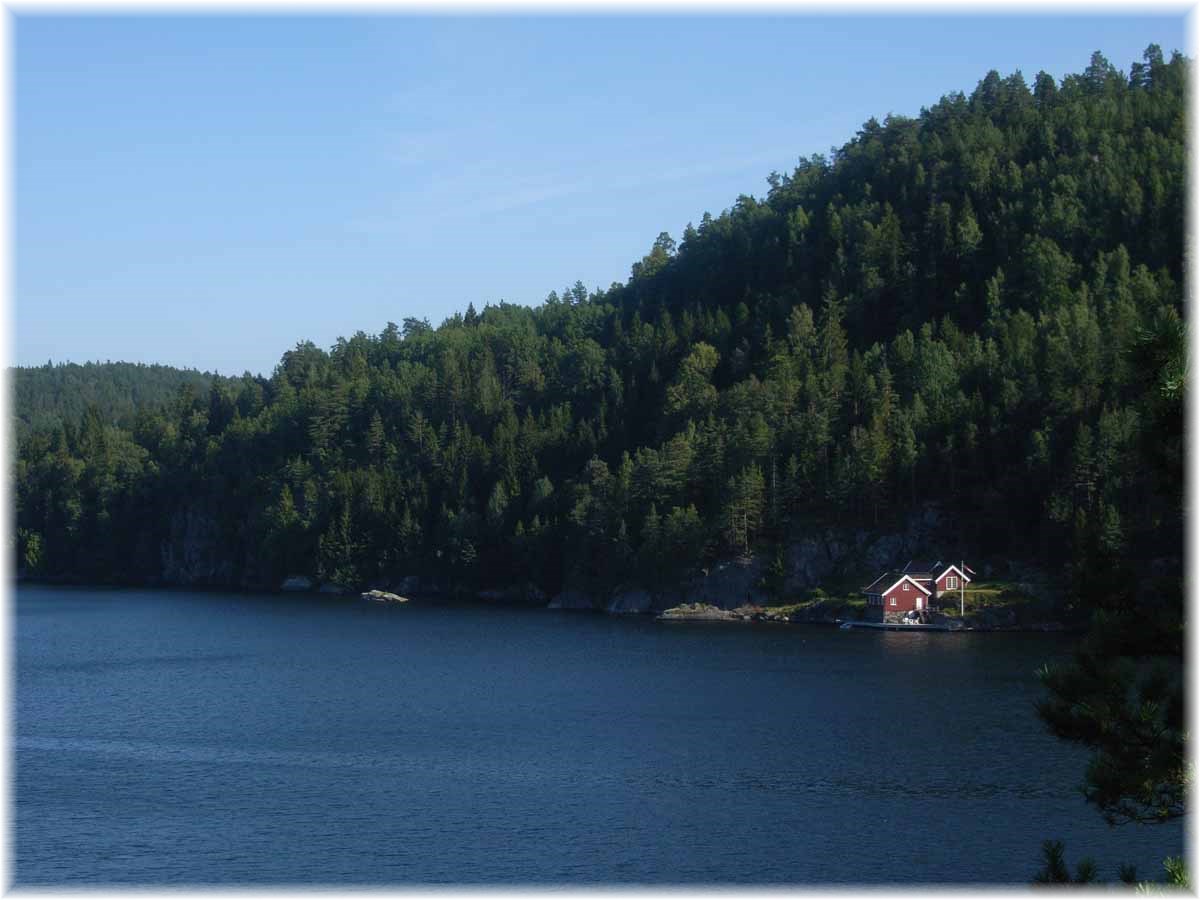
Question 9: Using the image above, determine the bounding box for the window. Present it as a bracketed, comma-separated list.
[903, 582, 910, 591]
[947, 575, 957, 590]
[890, 598, 897, 607]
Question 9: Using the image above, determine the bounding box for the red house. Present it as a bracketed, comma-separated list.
[862, 559, 976, 621]
[863, 571, 932, 613]
[901, 560, 974, 604]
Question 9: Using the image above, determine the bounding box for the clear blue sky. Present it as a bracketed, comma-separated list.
[15, 13, 1188, 377]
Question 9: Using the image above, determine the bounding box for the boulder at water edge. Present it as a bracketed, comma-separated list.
[362, 589, 409, 604]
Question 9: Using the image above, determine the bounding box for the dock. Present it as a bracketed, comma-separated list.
[838, 620, 965, 632]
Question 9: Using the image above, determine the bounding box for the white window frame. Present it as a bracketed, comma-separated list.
[947, 575, 957, 590]
[903, 582, 910, 591]
[890, 597, 897, 607]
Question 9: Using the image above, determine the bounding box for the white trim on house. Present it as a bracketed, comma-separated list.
[934, 564, 972, 585]
[880, 575, 931, 597]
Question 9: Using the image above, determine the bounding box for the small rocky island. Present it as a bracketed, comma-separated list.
[361, 589, 409, 604]
[657, 602, 791, 623]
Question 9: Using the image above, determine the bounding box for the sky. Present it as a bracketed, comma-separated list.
[13, 12, 1190, 377]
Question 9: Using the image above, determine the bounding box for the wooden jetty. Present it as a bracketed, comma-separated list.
[838, 620, 965, 632]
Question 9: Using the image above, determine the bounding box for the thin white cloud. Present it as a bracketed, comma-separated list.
[385, 131, 451, 166]
[608, 149, 800, 193]
[347, 146, 799, 238]
[458, 149, 798, 215]
[470, 175, 596, 216]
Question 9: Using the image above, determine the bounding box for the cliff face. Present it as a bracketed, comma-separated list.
[159, 507, 233, 586]
[548, 504, 971, 613]
[785, 506, 950, 593]
[133, 500, 1020, 616]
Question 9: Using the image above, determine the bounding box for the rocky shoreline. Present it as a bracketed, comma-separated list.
[18, 501, 1093, 634]
[17, 570, 1079, 633]
[654, 601, 1078, 633]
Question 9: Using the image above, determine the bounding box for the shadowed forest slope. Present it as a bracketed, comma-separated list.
[14, 48, 1185, 612]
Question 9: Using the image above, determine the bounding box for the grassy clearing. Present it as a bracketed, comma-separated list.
[764, 592, 866, 618]
[948, 581, 1041, 613]
[766, 578, 1050, 621]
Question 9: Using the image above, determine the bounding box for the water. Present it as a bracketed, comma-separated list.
[15, 584, 1184, 885]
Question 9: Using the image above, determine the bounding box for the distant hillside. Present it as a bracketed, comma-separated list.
[14, 48, 1184, 617]
[13, 361, 219, 439]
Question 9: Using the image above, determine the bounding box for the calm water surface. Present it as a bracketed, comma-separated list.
[15, 585, 1184, 885]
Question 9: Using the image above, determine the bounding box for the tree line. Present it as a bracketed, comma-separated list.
[14, 361, 217, 443]
[14, 48, 1183, 617]
[13, 46, 1187, 867]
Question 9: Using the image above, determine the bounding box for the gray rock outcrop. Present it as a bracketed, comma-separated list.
[607, 588, 653, 615]
[684, 558, 768, 609]
[772, 502, 955, 595]
[783, 536, 839, 591]
[160, 507, 233, 585]
[862, 534, 905, 572]
[657, 602, 739, 621]
[362, 589, 409, 604]
[787, 601, 843, 624]
[547, 589, 595, 610]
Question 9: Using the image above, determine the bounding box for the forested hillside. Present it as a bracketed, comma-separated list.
[14, 48, 1185, 614]
[13, 361, 219, 441]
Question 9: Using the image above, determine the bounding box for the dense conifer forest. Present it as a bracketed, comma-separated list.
[13, 49, 1185, 615]
[14, 361, 218, 442]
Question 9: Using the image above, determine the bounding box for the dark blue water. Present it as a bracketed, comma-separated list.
[15, 585, 1183, 885]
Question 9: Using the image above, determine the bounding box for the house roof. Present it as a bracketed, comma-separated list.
[863, 572, 932, 596]
[902, 559, 942, 577]
[934, 563, 973, 584]
[864, 571, 899, 592]
[904, 559, 976, 581]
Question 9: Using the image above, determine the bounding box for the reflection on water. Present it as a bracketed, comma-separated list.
[15, 584, 1183, 885]
[31, 654, 248, 674]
